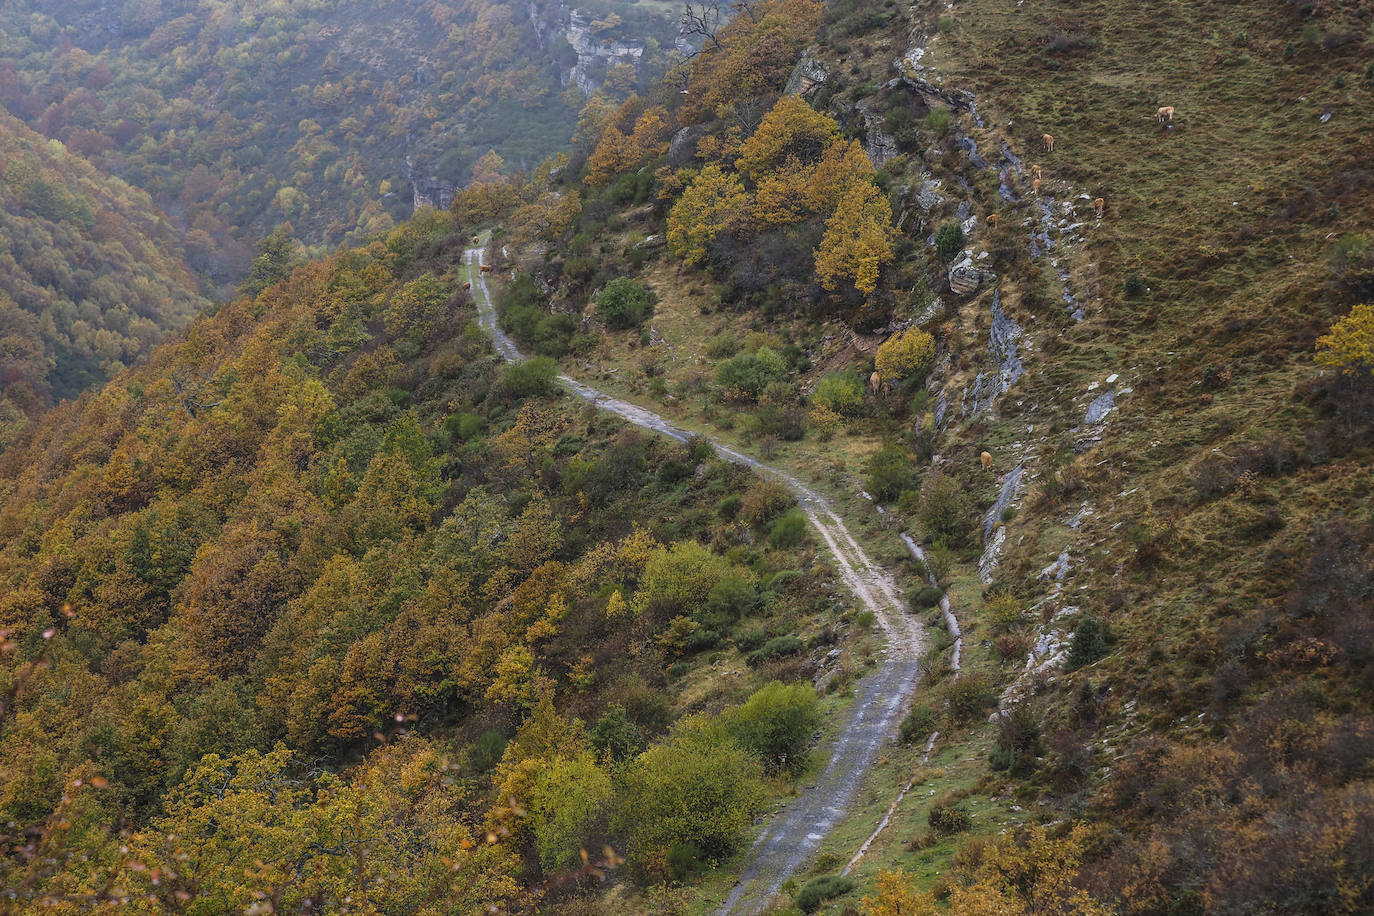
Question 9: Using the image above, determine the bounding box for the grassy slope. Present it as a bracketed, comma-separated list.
[512, 0, 1373, 910]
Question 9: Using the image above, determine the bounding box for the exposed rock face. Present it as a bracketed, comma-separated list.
[668, 125, 706, 165]
[853, 97, 899, 167]
[915, 178, 945, 212]
[785, 49, 830, 98]
[412, 178, 455, 212]
[948, 251, 997, 295]
[894, 43, 976, 111]
[962, 288, 1024, 416]
[529, 0, 644, 96]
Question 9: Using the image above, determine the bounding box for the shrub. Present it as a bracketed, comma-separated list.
[875, 328, 936, 383]
[589, 705, 644, 763]
[797, 875, 855, 913]
[925, 108, 951, 135]
[1124, 272, 1146, 298]
[530, 753, 614, 869]
[1315, 302, 1374, 377]
[941, 670, 997, 722]
[990, 704, 1041, 774]
[597, 277, 655, 329]
[917, 472, 978, 549]
[900, 704, 938, 743]
[769, 510, 809, 548]
[811, 371, 865, 415]
[724, 681, 823, 775]
[1066, 614, 1110, 669]
[614, 718, 765, 864]
[717, 347, 786, 399]
[911, 585, 944, 609]
[928, 797, 971, 834]
[747, 635, 806, 667]
[469, 730, 507, 772]
[935, 221, 965, 261]
[740, 477, 794, 528]
[501, 356, 559, 398]
[865, 444, 914, 503]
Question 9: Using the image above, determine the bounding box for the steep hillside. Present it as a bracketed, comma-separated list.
[0, 0, 676, 279]
[0, 204, 882, 912]
[1, 0, 1372, 911]
[0, 111, 206, 446]
[474, 0, 1374, 909]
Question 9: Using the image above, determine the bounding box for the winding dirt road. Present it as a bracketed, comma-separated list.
[465, 243, 924, 914]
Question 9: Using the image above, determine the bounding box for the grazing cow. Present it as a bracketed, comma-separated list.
[1032, 178, 1042, 195]
[479, 264, 493, 273]
[472, 236, 479, 244]
[463, 281, 472, 290]
[869, 370, 882, 393]
[1093, 197, 1105, 216]
[980, 451, 993, 471]
[1156, 106, 1174, 124]
[1042, 133, 1055, 152]
[986, 213, 999, 228]
[1030, 164, 1042, 182]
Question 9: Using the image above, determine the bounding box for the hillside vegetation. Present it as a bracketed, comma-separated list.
[0, 206, 870, 911]
[0, 110, 206, 444]
[0, 0, 675, 279]
[1, 0, 1372, 912]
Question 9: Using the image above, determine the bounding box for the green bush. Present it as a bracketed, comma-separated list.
[1067, 614, 1110, 669]
[911, 584, 944, 609]
[941, 670, 997, 722]
[747, 635, 805, 667]
[990, 704, 1041, 775]
[614, 718, 765, 863]
[925, 108, 952, 135]
[597, 277, 655, 329]
[899, 704, 938, 744]
[589, 705, 644, 763]
[796, 875, 855, 913]
[935, 221, 965, 261]
[928, 797, 972, 834]
[769, 510, 809, 548]
[717, 347, 786, 400]
[865, 444, 914, 503]
[917, 472, 978, 549]
[468, 730, 507, 772]
[811, 371, 865, 415]
[501, 356, 559, 398]
[724, 681, 823, 775]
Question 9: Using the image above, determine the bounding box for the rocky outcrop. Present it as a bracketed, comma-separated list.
[962, 288, 1024, 416]
[853, 97, 900, 167]
[785, 49, 830, 98]
[668, 125, 706, 165]
[894, 43, 976, 111]
[529, 0, 644, 96]
[915, 178, 945, 213]
[948, 251, 997, 296]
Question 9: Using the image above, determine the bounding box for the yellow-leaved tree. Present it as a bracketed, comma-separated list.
[1316, 302, 1374, 376]
[875, 327, 936, 382]
[667, 165, 747, 265]
[735, 94, 840, 182]
[814, 181, 894, 295]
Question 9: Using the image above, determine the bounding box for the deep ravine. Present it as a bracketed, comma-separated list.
[465, 242, 927, 914]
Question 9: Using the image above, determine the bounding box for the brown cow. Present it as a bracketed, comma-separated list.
[1156, 106, 1174, 124]
[463, 281, 472, 290]
[1042, 133, 1055, 152]
[1093, 197, 1105, 217]
[986, 213, 999, 229]
[1030, 164, 1042, 182]
[1032, 178, 1042, 195]
[869, 370, 882, 393]
[980, 451, 993, 471]
[479, 264, 493, 273]
[472, 236, 479, 244]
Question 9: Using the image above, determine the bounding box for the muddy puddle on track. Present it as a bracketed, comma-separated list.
[465, 245, 925, 914]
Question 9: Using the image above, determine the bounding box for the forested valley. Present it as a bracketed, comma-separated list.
[2, 0, 1373, 912]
